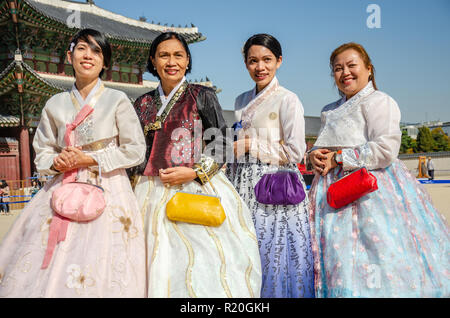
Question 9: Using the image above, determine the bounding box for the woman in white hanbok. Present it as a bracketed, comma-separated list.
[226, 34, 315, 298]
[130, 32, 262, 298]
[308, 42, 449, 297]
[0, 29, 147, 298]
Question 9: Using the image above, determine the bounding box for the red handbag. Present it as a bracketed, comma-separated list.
[327, 167, 378, 209]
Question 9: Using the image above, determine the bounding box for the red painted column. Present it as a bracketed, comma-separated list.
[19, 126, 31, 181]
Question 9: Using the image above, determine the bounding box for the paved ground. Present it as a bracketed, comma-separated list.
[1, 176, 449, 243]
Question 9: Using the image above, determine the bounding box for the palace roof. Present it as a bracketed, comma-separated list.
[0, 115, 20, 128]
[0, 59, 63, 98]
[0, 1, 215, 127]
[24, 0, 205, 45]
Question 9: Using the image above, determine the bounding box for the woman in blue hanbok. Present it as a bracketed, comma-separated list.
[308, 42, 450, 297]
[226, 34, 315, 298]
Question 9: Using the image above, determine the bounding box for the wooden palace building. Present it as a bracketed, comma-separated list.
[0, 0, 211, 182]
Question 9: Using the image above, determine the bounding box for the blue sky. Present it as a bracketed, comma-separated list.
[94, 0, 450, 123]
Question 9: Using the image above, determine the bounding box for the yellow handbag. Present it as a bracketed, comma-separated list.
[166, 168, 226, 227]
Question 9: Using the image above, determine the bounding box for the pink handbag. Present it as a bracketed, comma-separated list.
[51, 170, 105, 222]
[42, 105, 106, 269]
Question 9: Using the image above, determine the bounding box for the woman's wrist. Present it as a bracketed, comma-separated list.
[333, 149, 343, 167]
[331, 152, 338, 167]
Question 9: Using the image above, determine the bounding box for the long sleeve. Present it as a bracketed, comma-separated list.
[341, 93, 401, 171]
[249, 93, 306, 165]
[94, 95, 146, 173]
[33, 102, 61, 176]
[194, 87, 229, 183]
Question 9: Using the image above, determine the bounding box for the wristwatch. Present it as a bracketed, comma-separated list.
[333, 150, 343, 166]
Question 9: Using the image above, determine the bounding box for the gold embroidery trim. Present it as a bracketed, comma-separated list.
[70, 82, 105, 112]
[172, 222, 197, 298]
[193, 155, 220, 185]
[143, 82, 188, 135]
[150, 186, 169, 265]
[222, 202, 255, 297]
[245, 258, 255, 298]
[167, 278, 171, 298]
[217, 173, 257, 242]
[81, 137, 118, 152]
[139, 176, 154, 226]
[205, 227, 233, 298]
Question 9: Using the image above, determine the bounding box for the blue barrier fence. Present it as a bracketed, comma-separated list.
[0, 194, 33, 205]
[418, 179, 450, 184]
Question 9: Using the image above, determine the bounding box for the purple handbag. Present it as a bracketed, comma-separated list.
[254, 169, 306, 205]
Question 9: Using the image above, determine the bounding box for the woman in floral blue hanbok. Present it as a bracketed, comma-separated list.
[308, 42, 449, 298]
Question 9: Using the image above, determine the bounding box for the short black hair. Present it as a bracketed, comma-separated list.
[69, 28, 112, 78]
[146, 32, 192, 79]
[243, 33, 282, 61]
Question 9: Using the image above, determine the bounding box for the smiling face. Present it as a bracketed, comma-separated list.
[150, 38, 189, 91]
[67, 36, 105, 80]
[245, 45, 282, 93]
[332, 49, 372, 100]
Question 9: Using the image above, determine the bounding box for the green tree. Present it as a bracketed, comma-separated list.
[400, 129, 413, 153]
[431, 127, 450, 152]
[416, 126, 435, 153]
[410, 139, 417, 153]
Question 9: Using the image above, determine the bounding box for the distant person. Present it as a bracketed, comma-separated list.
[0, 180, 10, 214]
[308, 42, 449, 297]
[226, 34, 314, 298]
[420, 159, 429, 178]
[30, 179, 41, 197]
[427, 157, 435, 180]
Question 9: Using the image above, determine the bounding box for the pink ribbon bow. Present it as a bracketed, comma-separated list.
[41, 105, 94, 269]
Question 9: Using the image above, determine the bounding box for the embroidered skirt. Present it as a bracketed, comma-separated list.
[0, 168, 146, 298]
[226, 161, 315, 298]
[134, 171, 262, 298]
[309, 159, 450, 297]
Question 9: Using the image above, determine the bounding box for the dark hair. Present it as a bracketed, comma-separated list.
[69, 28, 112, 78]
[146, 32, 192, 79]
[243, 33, 282, 61]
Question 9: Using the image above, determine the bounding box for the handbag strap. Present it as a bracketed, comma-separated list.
[64, 105, 94, 147]
[199, 166, 219, 197]
[63, 105, 94, 184]
[333, 166, 367, 182]
[63, 84, 105, 184]
[280, 140, 296, 165]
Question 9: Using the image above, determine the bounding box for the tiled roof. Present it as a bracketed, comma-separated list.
[39, 73, 158, 102]
[0, 115, 20, 127]
[25, 0, 205, 44]
[0, 60, 64, 97]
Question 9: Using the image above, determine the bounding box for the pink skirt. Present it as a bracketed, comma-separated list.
[0, 168, 146, 298]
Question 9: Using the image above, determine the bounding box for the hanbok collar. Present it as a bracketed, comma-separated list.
[143, 77, 188, 134]
[335, 81, 375, 111]
[250, 76, 279, 101]
[71, 78, 103, 109]
[241, 76, 280, 130]
[157, 76, 186, 117]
